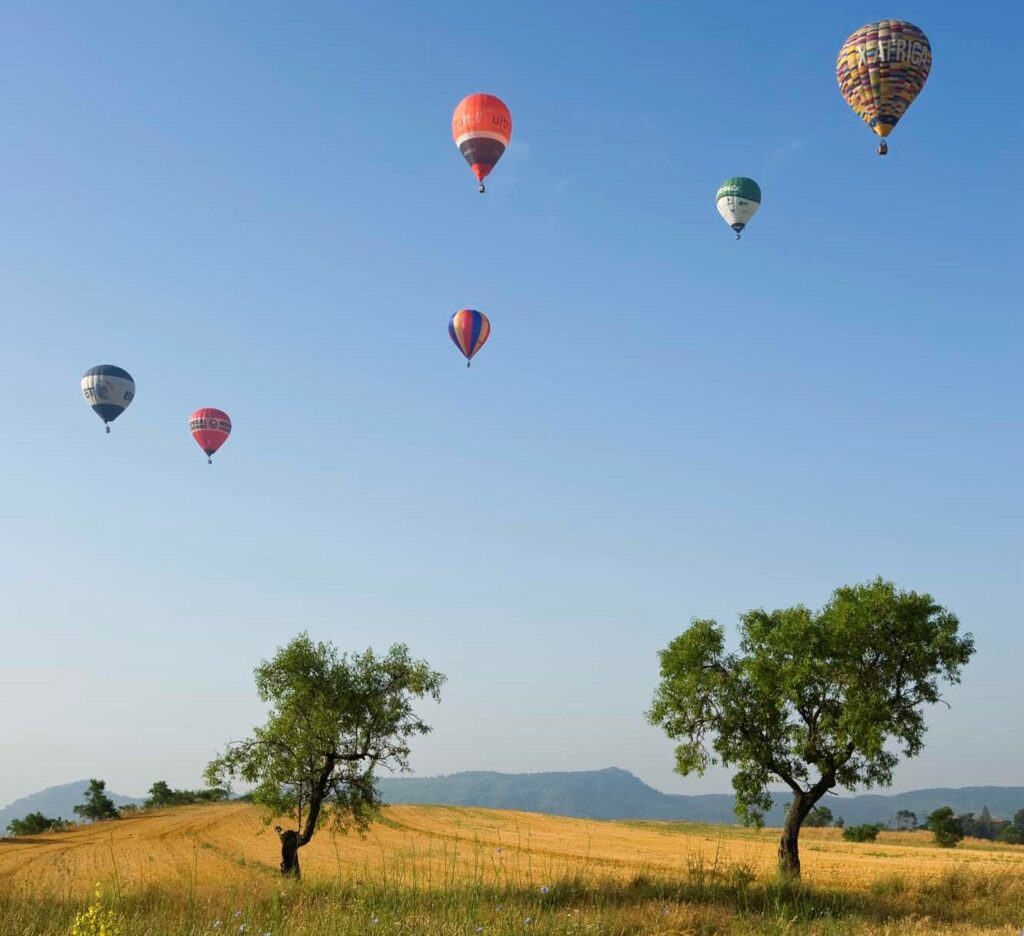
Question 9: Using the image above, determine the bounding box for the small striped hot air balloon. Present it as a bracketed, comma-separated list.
[452, 94, 512, 193]
[836, 20, 932, 155]
[189, 408, 231, 464]
[81, 365, 135, 432]
[716, 177, 761, 240]
[448, 309, 490, 368]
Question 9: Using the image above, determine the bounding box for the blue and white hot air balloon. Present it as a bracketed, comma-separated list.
[81, 365, 135, 433]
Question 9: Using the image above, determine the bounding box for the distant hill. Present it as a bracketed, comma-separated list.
[376, 767, 1024, 827]
[6, 771, 1023, 831]
[0, 781, 145, 832]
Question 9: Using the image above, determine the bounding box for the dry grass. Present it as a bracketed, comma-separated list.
[1, 803, 1022, 934]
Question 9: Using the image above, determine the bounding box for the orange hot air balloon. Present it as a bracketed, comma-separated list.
[189, 408, 231, 464]
[452, 93, 512, 193]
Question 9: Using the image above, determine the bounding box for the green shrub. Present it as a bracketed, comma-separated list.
[842, 823, 881, 843]
[927, 806, 964, 848]
[5, 812, 67, 836]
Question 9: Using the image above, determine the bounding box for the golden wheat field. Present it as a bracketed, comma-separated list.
[2, 804, 1023, 934]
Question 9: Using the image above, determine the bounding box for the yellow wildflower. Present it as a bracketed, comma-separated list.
[70, 883, 122, 936]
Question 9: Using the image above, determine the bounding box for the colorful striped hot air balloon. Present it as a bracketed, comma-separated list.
[189, 408, 231, 464]
[716, 177, 761, 240]
[452, 94, 512, 193]
[81, 365, 135, 433]
[448, 309, 490, 367]
[836, 20, 932, 155]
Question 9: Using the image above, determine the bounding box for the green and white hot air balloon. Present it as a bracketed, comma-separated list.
[716, 177, 761, 240]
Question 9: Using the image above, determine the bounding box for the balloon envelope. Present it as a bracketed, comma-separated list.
[448, 309, 490, 363]
[452, 94, 512, 190]
[81, 365, 135, 427]
[836, 20, 931, 148]
[189, 408, 231, 460]
[716, 177, 761, 237]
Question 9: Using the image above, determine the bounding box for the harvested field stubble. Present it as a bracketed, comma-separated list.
[1, 804, 1022, 934]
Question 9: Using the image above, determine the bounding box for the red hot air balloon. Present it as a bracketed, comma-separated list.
[189, 408, 231, 464]
[452, 94, 512, 193]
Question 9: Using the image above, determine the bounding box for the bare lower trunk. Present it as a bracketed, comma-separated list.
[277, 828, 301, 878]
[777, 792, 816, 877]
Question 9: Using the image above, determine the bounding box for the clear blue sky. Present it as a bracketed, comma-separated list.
[0, 0, 1020, 808]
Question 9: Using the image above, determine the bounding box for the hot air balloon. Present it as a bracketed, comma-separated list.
[452, 94, 512, 193]
[449, 309, 490, 367]
[189, 408, 231, 464]
[836, 20, 931, 155]
[81, 365, 135, 433]
[716, 178, 761, 240]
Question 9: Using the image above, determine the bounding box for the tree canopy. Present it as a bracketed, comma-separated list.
[205, 633, 445, 861]
[6, 812, 67, 836]
[73, 779, 119, 822]
[145, 780, 228, 809]
[647, 578, 974, 875]
[928, 806, 964, 848]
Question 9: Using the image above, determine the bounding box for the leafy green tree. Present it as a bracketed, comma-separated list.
[995, 809, 1024, 844]
[145, 781, 176, 808]
[957, 811, 977, 837]
[803, 805, 834, 828]
[192, 787, 229, 803]
[842, 823, 881, 842]
[73, 779, 119, 822]
[6, 812, 66, 836]
[145, 781, 229, 808]
[894, 809, 917, 831]
[928, 806, 964, 848]
[205, 633, 445, 877]
[997, 824, 1024, 845]
[975, 805, 995, 841]
[647, 579, 974, 876]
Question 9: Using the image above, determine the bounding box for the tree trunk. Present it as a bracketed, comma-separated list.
[276, 827, 301, 878]
[777, 792, 816, 878]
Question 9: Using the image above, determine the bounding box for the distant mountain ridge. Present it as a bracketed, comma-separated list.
[376, 767, 1024, 827]
[5, 770, 1023, 831]
[0, 781, 144, 833]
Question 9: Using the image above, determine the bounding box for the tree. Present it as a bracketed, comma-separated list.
[975, 805, 995, 841]
[73, 779, 119, 822]
[205, 634, 445, 877]
[894, 809, 917, 831]
[145, 781, 229, 808]
[6, 812, 66, 836]
[997, 821, 1024, 845]
[928, 806, 964, 848]
[842, 823, 881, 842]
[993, 808, 1023, 844]
[145, 781, 176, 808]
[803, 805, 834, 827]
[646, 579, 974, 877]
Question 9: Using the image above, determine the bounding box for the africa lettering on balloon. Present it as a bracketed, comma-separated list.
[854, 39, 929, 67]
